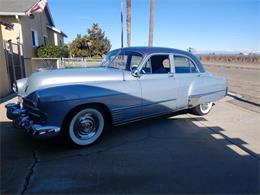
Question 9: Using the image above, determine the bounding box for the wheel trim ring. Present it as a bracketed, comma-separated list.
[69, 108, 104, 145]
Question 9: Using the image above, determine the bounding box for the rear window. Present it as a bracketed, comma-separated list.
[174, 56, 198, 73]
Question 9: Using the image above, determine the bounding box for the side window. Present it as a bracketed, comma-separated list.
[141, 55, 171, 74]
[174, 55, 198, 73]
[110, 54, 128, 69]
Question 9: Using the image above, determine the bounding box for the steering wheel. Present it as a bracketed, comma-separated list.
[130, 64, 139, 72]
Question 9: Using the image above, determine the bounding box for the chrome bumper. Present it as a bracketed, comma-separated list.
[5, 103, 60, 138]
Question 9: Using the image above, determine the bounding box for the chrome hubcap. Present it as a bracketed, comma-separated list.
[201, 103, 210, 110]
[74, 113, 99, 139]
[200, 102, 212, 113]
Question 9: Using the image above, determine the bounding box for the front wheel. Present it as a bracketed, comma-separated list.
[192, 102, 213, 116]
[65, 107, 106, 146]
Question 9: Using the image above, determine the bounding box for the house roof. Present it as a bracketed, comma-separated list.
[47, 25, 67, 38]
[0, 0, 54, 26]
[0, 0, 38, 15]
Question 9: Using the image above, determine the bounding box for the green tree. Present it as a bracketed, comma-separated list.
[68, 34, 90, 57]
[69, 24, 111, 57]
[37, 45, 69, 58]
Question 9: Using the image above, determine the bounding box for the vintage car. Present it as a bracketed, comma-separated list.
[6, 47, 228, 146]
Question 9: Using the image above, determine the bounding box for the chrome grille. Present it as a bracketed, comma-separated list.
[22, 98, 44, 121]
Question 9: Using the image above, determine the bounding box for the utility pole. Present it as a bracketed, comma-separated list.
[126, 0, 131, 47]
[120, 0, 124, 48]
[148, 0, 154, 47]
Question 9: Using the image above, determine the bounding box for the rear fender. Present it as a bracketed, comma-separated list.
[188, 76, 227, 107]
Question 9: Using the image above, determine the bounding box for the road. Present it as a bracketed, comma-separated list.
[1, 97, 259, 194]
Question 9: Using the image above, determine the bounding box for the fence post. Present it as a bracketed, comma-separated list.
[56, 57, 62, 69]
[7, 40, 16, 81]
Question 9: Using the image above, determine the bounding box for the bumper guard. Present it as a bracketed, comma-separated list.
[5, 103, 60, 138]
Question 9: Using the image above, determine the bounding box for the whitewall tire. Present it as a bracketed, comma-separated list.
[66, 107, 105, 146]
[192, 102, 213, 116]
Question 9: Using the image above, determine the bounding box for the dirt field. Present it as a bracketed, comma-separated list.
[200, 54, 260, 70]
[204, 63, 260, 113]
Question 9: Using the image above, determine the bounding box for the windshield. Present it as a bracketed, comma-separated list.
[101, 50, 143, 71]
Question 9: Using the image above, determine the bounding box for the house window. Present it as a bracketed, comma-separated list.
[59, 39, 63, 46]
[43, 36, 48, 45]
[31, 30, 39, 47]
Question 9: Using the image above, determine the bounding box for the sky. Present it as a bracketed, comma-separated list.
[48, 0, 259, 52]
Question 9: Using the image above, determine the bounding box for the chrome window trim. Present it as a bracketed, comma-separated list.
[169, 54, 176, 74]
[103, 49, 144, 71]
[138, 52, 174, 75]
[172, 53, 201, 74]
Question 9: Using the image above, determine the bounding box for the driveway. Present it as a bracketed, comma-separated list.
[1, 97, 259, 194]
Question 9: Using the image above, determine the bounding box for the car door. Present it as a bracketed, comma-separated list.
[138, 53, 179, 117]
[104, 51, 143, 125]
[173, 54, 201, 108]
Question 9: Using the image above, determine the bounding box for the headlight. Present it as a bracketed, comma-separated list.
[12, 82, 18, 93]
[32, 99, 38, 107]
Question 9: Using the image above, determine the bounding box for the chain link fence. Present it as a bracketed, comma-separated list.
[26, 57, 103, 75]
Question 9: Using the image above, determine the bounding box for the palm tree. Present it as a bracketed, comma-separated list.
[120, 0, 124, 48]
[148, 0, 154, 47]
[126, 0, 131, 47]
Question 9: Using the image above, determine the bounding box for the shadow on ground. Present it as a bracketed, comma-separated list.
[1, 113, 259, 194]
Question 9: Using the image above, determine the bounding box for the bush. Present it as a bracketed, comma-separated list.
[37, 45, 69, 58]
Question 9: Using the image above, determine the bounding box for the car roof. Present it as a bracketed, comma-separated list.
[111, 46, 206, 72]
[114, 46, 190, 55]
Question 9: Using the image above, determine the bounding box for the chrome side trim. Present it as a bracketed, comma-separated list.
[114, 106, 187, 126]
[112, 98, 177, 111]
[189, 89, 226, 98]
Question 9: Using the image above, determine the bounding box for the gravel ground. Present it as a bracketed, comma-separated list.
[205, 64, 260, 106]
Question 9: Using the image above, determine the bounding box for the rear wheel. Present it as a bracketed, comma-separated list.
[192, 102, 213, 116]
[65, 107, 106, 146]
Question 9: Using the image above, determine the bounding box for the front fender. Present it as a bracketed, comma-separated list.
[35, 84, 122, 127]
[37, 84, 121, 102]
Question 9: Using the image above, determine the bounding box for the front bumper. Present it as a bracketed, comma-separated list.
[5, 103, 60, 138]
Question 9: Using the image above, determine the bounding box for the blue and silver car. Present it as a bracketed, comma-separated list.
[6, 47, 228, 146]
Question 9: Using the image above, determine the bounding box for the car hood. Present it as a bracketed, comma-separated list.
[21, 67, 124, 96]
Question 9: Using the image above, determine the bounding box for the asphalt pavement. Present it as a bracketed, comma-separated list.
[1, 96, 259, 194]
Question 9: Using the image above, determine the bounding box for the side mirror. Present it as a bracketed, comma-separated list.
[130, 65, 140, 77]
